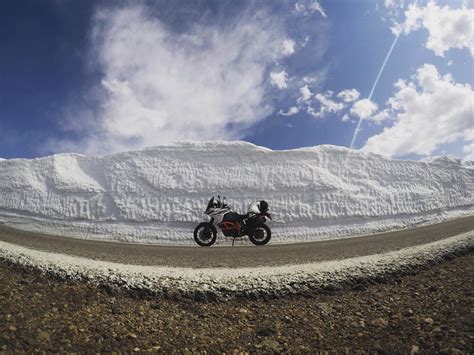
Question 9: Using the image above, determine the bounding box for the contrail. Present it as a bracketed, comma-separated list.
[350, 33, 400, 149]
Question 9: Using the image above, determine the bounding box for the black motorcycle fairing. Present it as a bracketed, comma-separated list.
[243, 214, 267, 229]
[206, 197, 215, 213]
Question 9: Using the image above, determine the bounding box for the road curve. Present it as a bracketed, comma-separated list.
[0, 215, 473, 268]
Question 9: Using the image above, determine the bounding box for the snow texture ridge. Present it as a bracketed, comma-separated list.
[0, 141, 473, 244]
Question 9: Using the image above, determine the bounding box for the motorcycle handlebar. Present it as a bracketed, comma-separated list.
[260, 212, 272, 220]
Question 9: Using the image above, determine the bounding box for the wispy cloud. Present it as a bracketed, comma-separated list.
[294, 0, 327, 18]
[49, 4, 288, 155]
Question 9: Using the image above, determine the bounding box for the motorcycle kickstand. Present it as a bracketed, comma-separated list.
[232, 236, 236, 247]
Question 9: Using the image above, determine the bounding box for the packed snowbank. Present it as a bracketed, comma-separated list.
[0, 141, 472, 244]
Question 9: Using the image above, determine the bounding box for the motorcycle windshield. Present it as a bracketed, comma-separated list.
[206, 197, 214, 212]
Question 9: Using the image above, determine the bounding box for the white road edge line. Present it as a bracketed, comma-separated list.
[0, 231, 472, 296]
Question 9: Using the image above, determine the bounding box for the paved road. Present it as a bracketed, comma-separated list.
[0, 216, 473, 268]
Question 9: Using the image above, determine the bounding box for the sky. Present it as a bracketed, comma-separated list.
[0, 0, 472, 160]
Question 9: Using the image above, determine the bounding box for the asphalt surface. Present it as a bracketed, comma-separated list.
[0, 215, 473, 268]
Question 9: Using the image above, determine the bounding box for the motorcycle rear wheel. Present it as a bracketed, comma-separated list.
[193, 222, 217, 247]
[248, 224, 271, 246]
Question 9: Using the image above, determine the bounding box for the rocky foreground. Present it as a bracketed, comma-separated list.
[0, 253, 473, 353]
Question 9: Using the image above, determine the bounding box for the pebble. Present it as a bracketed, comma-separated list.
[423, 317, 434, 325]
[111, 307, 124, 315]
[36, 331, 50, 342]
[318, 302, 332, 313]
[371, 318, 388, 327]
[256, 327, 276, 337]
[260, 339, 279, 351]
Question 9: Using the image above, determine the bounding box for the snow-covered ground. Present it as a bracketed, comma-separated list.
[0, 141, 472, 244]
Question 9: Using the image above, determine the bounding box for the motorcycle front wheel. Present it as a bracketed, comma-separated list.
[248, 224, 271, 246]
[193, 222, 217, 247]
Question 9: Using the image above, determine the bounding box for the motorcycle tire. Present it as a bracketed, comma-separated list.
[248, 224, 271, 246]
[193, 222, 217, 247]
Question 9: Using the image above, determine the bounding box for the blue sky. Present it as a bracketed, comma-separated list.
[0, 0, 472, 159]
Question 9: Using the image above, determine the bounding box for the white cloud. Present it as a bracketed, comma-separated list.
[395, 1, 474, 56]
[310, 92, 345, 117]
[369, 109, 391, 124]
[281, 39, 296, 56]
[282, 85, 363, 120]
[362, 64, 473, 157]
[337, 88, 360, 102]
[278, 85, 312, 116]
[298, 85, 313, 102]
[381, 0, 409, 20]
[350, 99, 378, 119]
[278, 106, 300, 116]
[302, 75, 320, 84]
[50, 5, 287, 155]
[100, 78, 166, 137]
[341, 114, 350, 122]
[270, 70, 289, 89]
[294, 1, 327, 17]
[301, 36, 311, 48]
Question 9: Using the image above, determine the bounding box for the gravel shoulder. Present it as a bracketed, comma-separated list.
[1, 251, 472, 353]
[0, 215, 473, 267]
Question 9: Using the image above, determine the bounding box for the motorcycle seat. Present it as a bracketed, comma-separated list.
[222, 211, 248, 222]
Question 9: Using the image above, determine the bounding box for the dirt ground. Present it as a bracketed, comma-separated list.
[0, 252, 473, 354]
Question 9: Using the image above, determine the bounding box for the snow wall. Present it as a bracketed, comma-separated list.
[0, 141, 472, 245]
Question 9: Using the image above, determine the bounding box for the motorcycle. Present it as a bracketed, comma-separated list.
[193, 196, 272, 247]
